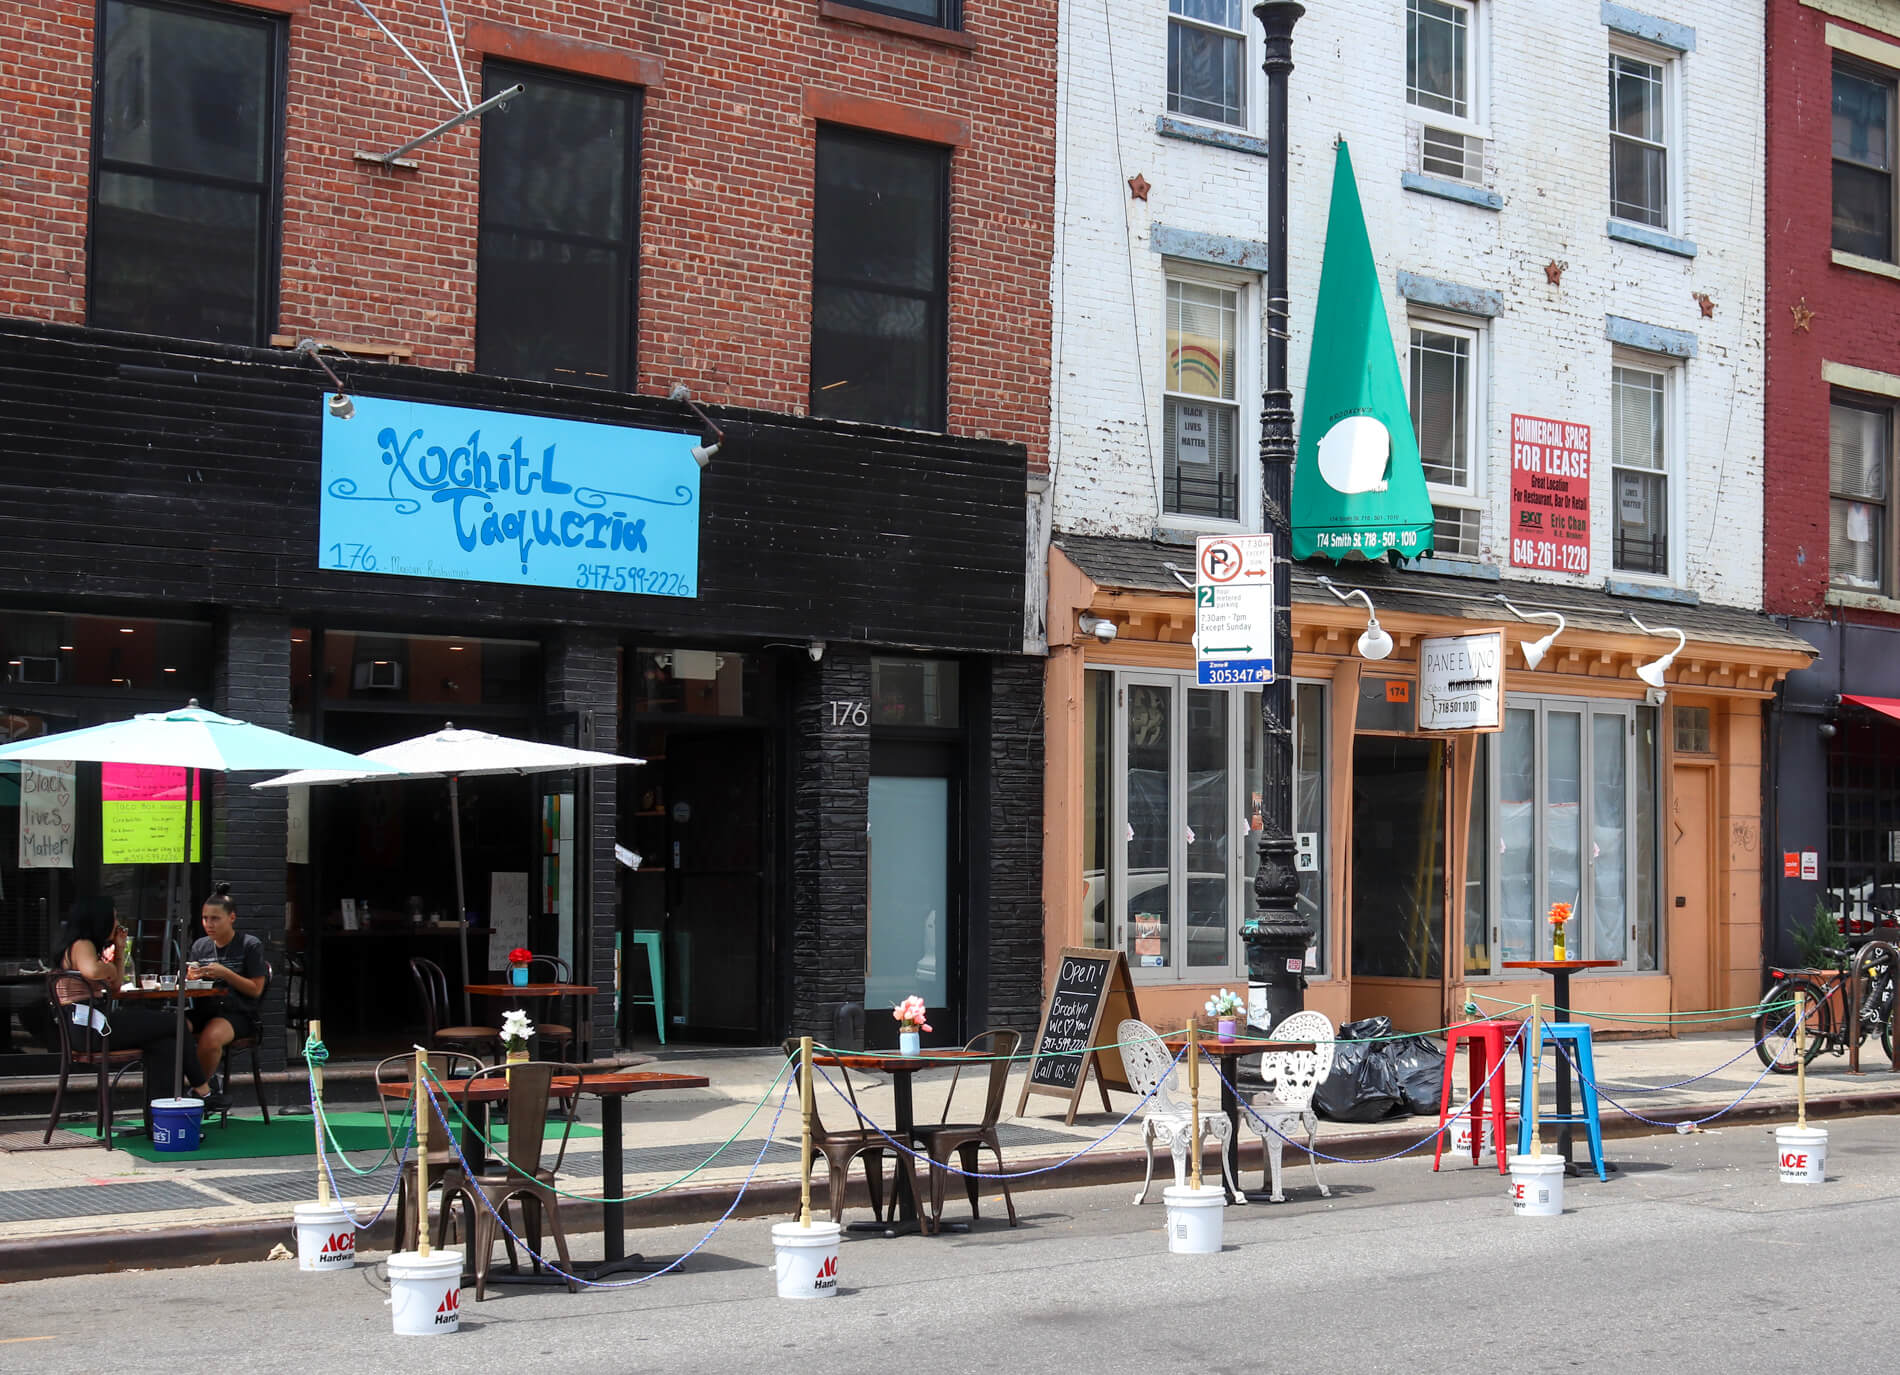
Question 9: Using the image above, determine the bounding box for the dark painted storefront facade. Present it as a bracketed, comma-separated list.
[0, 319, 1043, 1072]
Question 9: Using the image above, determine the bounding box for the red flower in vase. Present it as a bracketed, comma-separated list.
[507, 947, 533, 967]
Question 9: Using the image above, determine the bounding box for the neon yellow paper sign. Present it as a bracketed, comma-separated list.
[102, 764, 203, 864]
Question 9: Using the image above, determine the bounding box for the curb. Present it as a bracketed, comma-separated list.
[3, 1086, 1895, 1284]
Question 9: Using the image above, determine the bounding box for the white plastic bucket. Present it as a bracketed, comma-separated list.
[1162, 1184, 1226, 1254]
[1443, 1114, 1516, 1158]
[293, 1202, 356, 1272]
[1776, 1126, 1828, 1185]
[1507, 1154, 1565, 1217]
[387, 1249, 464, 1335]
[772, 1221, 842, 1299]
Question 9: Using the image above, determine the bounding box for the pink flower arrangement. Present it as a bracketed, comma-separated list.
[892, 995, 932, 1033]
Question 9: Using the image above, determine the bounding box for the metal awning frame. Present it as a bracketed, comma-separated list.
[348, 0, 521, 167]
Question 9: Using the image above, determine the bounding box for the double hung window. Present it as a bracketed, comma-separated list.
[89, 0, 283, 344]
[477, 64, 641, 390]
[1406, 0, 1487, 186]
[1834, 63, 1896, 262]
[1611, 363, 1671, 577]
[1407, 320, 1482, 559]
[1609, 48, 1672, 230]
[811, 127, 950, 431]
[1167, 1, 1249, 129]
[1830, 396, 1894, 593]
[834, 0, 960, 29]
[1163, 275, 1245, 523]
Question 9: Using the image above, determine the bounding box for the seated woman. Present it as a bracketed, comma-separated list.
[187, 883, 267, 1114]
[52, 897, 214, 1130]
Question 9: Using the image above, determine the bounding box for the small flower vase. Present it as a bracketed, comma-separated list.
[510, 965, 529, 986]
[1552, 924, 1567, 961]
[898, 1029, 922, 1057]
[505, 1045, 528, 1081]
[1217, 1018, 1236, 1043]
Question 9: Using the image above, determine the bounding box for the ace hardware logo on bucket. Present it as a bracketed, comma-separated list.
[814, 1255, 837, 1290]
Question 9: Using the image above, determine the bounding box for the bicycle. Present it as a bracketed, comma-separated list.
[1754, 943, 1896, 1072]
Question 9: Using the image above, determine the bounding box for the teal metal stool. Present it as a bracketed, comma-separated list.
[628, 930, 665, 1044]
[1516, 1022, 1607, 1180]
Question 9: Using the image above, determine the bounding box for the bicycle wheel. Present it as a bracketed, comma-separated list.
[1755, 978, 1829, 1073]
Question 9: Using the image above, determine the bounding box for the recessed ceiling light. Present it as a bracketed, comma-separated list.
[163, 666, 178, 673]
[449, 645, 465, 652]
[119, 627, 135, 634]
[59, 645, 74, 651]
[291, 635, 306, 644]
[6, 660, 20, 667]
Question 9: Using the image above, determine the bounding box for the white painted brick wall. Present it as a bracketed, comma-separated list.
[1051, 0, 1766, 609]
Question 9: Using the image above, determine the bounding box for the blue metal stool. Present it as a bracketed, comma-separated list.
[628, 930, 665, 1044]
[1516, 1022, 1607, 1180]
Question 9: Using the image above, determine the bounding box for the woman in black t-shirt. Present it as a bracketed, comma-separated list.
[187, 884, 268, 1114]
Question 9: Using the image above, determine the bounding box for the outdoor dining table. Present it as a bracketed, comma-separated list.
[1159, 1031, 1315, 1202]
[377, 1068, 709, 1280]
[466, 981, 600, 1061]
[810, 1047, 991, 1236]
[115, 982, 221, 1002]
[1502, 959, 1621, 1176]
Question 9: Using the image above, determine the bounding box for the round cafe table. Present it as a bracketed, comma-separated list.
[1502, 959, 1620, 1176]
[1160, 1030, 1314, 1202]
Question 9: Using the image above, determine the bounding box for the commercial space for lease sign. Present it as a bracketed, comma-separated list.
[1509, 414, 1591, 574]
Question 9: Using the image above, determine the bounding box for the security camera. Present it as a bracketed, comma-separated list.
[1079, 615, 1117, 644]
[807, 640, 826, 663]
[1643, 686, 1667, 707]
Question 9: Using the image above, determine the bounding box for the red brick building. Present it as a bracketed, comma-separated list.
[0, 0, 1053, 1072]
[1764, 0, 1900, 961]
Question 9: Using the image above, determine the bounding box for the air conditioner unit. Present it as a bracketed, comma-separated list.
[1419, 125, 1485, 185]
[351, 659, 404, 691]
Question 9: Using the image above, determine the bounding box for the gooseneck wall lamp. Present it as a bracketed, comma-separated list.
[1630, 615, 1686, 689]
[668, 384, 725, 469]
[294, 338, 354, 419]
[1497, 595, 1566, 669]
[1316, 576, 1393, 660]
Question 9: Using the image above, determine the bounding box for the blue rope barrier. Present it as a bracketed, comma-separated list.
[416, 1069, 794, 1289]
[1545, 1012, 1793, 1129]
[309, 1085, 411, 1230]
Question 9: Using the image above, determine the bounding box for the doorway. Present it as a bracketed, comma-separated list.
[866, 740, 963, 1048]
[1350, 735, 1449, 1026]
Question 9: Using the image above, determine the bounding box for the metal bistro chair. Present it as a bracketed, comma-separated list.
[376, 1049, 487, 1257]
[438, 1060, 583, 1300]
[1244, 1010, 1336, 1203]
[526, 956, 579, 1064]
[910, 1029, 1022, 1235]
[783, 1039, 915, 1227]
[1117, 1018, 1240, 1204]
[410, 956, 501, 1061]
[42, 971, 144, 1150]
[210, 962, 273, 1126]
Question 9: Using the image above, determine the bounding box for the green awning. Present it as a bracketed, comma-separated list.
[1292, 142, 1435, 563]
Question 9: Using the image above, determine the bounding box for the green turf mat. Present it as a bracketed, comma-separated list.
[66, 1110, 598, 1163]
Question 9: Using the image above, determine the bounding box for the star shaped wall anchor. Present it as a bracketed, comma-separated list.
[1127, 173, 1151, 201]
[1693, 291, 1715, 318]
[1790, 297, 1817, 333]
[1543, 260, 1565, 286]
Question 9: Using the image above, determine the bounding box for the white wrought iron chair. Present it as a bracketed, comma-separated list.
[1245, 1010, 1336, 1203]
[1116, 1018, 1240, 1205]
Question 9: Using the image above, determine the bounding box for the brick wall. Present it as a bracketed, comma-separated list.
[1054, 0, 1765, 609]
[1764, 0, 1900, 620]
[0, 0, 1054, 470]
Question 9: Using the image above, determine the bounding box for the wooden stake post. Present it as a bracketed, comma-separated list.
[413, 1045, 430, 1258]
[1186, 1021, 1202, 1190]
[799, 1036, 815, 1228]
[311, 1020, 330, 1206]
[1795, 988, 1808, 1129]
[1527, 995, 1541, 1158]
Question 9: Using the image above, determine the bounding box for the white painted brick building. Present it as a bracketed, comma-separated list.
[1050, 0, 1766, 608]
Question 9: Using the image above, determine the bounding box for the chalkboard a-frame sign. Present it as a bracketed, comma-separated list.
[1016, 947, 1139, 1124]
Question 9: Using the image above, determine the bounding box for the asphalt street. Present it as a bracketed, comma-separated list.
[3, 1114, 1894, 1374]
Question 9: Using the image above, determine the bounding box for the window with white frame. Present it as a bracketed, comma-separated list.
[1485, 698, 1661, 973]
[1407, 0, 1486, 186]
[1081, 669, 1328, 982]
[1163, 274, 1244, 523]
[1407, 319, 1482, 560]
[1609, 46, 1673, 230]
[1834, 61, 1897, 262]
[1830, 394, 1894, 593]
[1167, 0, 1248, 129]
[1611, 362, 1671, 576]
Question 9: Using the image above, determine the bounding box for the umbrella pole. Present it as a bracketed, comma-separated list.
[449, 774, 472, 1024]
[174, 767, 195, 1100]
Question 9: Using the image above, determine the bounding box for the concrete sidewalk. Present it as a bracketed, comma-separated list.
[0, 1030, 1893, 1281]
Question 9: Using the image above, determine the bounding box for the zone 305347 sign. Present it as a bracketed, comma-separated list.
[318, 396, 702, 598]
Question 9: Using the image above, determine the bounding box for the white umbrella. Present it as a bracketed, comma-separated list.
[254, 726, 644, 1021]
[0, 702, 399, 1099]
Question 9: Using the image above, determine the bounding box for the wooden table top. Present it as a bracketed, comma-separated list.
[1159, 1033, 1315, 1054]
[1501, 960, 1622, 972]
[115, 983, 219, 1001]
[466, 982, 598, 997]
[377, 1070, 709, 1104]
[811, 1048, 991, 1072]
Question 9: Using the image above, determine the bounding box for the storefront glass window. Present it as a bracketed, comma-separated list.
[1185, 689, 1230, 969]
[1498, 707, 1537, 963]
[315, 630, 539, 709]
[1350, 736, 1446, 980]
[0, 612, 213, 697]
[1083, 671, 1111, 949]
[1125, 680, 1174, 970]
[870, 659, 959, 728]
[1464, 737, 1490, 975]
[1247, 682, 1328, 974]
[1635, 707, 1659, 969]
[1547, 710, 1584, 920]
[1592, 711, 1629, 963]
[632, 649, 771, 718]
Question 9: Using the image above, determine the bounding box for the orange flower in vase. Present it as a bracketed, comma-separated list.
[1548, 902, 1574, 960]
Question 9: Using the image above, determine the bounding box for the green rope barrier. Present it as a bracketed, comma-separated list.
[1469, 991, 1789, 1024]
[301, 1036, 411, 1176]
[419, 1057, 794, 1204]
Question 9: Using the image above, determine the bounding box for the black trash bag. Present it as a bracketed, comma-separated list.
[1384, 1033, 1447, 1117]
[1313, 1017, 1402, 1122]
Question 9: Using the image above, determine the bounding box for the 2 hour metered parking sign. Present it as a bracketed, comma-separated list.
[1194, 533, 1274, 685]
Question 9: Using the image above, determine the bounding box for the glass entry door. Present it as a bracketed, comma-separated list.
[1350, 735, 1448, 981]
[867, 741, 961, 1048]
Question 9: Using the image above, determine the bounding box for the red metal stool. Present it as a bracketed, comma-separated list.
[1432, 1020, 1520, 1175]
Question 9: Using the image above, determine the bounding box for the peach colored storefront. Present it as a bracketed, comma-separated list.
[1044, 539, 1815, 1037]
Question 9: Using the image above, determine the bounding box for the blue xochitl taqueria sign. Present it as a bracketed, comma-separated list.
[318, 395, 702, 598]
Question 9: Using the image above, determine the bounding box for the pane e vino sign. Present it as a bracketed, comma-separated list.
[1508, 414, 1590, 575]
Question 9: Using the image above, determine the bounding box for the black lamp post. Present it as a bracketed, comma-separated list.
[1245, 0, 1310, 1032]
